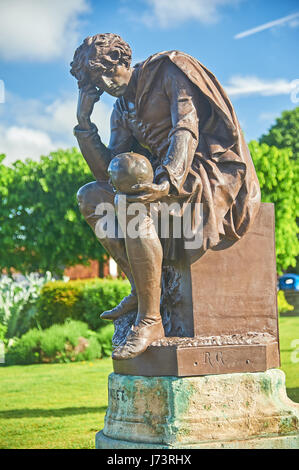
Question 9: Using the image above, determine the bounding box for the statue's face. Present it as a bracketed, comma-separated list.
[90, 64, 131, 97]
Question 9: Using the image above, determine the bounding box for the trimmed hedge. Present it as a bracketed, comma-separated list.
[35, 278, 131, 330]
[5, 319, 114, 365]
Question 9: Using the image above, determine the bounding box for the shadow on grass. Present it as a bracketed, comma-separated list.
[286, 388, 299, 403]
[0, 406, 107, 419]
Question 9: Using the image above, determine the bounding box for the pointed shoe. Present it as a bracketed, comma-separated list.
[100, 292, 138, 321]
[112, 318, 165, 360]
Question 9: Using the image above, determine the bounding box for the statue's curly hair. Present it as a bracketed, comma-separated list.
[70, 33, 132, 88]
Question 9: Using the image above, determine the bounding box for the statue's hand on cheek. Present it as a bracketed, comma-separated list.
[76, 84, 103, 130]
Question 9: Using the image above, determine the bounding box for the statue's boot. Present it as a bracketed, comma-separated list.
[112, 301, 164, 360]
[112, 208, 165, 360]
[99, 238, 138, 321]
[100, 289, 137, 320]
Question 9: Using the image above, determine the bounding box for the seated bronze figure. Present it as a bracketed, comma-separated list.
[70, 33, 260, 361]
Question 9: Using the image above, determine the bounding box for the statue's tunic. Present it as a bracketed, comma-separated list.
[75, 51, 261, 259]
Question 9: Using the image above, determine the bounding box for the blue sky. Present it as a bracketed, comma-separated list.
[0, 0, 298, 164]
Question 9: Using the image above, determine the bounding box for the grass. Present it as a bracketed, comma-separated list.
[0, 316, 298, 449]
[0, 358, 113, 449]
[278, 316, 299, 403]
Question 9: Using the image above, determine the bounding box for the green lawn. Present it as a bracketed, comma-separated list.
[0, 316, 298, 449]
[0, 358, 113, 449]
[277, 316, 299, 403]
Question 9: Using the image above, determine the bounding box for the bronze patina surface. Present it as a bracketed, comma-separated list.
[71, 33, 263, 363]
[112, 342, 279, 377]
[112, 203, 280, 376]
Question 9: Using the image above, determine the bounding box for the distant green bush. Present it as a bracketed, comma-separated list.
[81, 280, 130, 330]
[97, 323, 114, 357]
[277, 290, 294, 314]
[36, 278, 130, 330]
[5, 319, 114, 365]
[0, 323, 7, 342]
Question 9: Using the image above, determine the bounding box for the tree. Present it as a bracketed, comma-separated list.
[0, 154, 14, 266]
[0, 149, 106, 275]
[260, 106, 299, 273]
[260, 107, 299, 160]
[249, 141, 299, 273]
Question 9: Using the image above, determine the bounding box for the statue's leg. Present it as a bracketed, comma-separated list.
[77, 181, 137, 318]
[112, 198, 165, 360]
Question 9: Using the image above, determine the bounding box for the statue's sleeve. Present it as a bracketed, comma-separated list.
[73, 99, 133, 181]
[108, 99, 134, 157]
[154, 62, 199, 194]
[73, 122, 112, 181]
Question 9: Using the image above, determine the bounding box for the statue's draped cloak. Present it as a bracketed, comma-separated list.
[129, 51, 261, 257]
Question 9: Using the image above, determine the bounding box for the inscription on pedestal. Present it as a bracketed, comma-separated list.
[113, 342, 280, 377]
[110, 388, 127, 402]
[203, 351, 225, 367]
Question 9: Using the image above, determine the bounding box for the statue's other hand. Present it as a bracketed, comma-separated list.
[126, 180, 170, 203]
[76, 84, 103, 129]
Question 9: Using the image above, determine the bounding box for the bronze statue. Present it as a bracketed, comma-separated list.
[70, 33, 261, 361]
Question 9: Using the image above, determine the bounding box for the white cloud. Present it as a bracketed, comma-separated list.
[0, 0, 89, 62]
[258, 112, 279, 122]
[224, 76, 297, 98]
[17, 95, 111, 143]
[259, 112, 279, 122]
[123, 0, 240, 28]
[0, 80, 4, 103]
[290, 18, 299, 28]
[0, 125, 63, 164]
[234, 11, 299, 39]
[0, 91, 112, 164]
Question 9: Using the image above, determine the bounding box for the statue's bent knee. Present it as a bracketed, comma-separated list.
[77, 181, 101, 219]
[77, 181, 98, 217]
[77, 181, 116, 233]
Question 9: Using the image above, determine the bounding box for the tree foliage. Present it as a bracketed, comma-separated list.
[260, 107, 299, 160]
[259, 106, 299, 273]
[0, 149, 105, 275]
[249, 141, 299, 273]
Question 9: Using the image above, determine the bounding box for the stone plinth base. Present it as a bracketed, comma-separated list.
[113, 336, 279, 377]
[96, 369, 299, 449]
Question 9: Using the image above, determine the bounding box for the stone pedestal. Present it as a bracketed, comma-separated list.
[96, 370, 299, 449]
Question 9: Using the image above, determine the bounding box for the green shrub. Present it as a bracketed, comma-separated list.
[5, 319, 111, 366]
[5, 328, 43, 365]
[36, 278, 130, 330]
[36, 280, 85, 327]
[95, 323, 114, 357]
[0, 324, 7, 342]
[82, 280, 131, 330]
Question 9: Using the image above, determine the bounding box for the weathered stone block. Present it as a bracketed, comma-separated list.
[96, 369, 299, 449]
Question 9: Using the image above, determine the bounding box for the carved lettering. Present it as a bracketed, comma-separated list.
[216, 351, 225, 365]
[111, 388, 127, 401]
[204, 350, 225, 367]
[204, 352, 213, 367]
